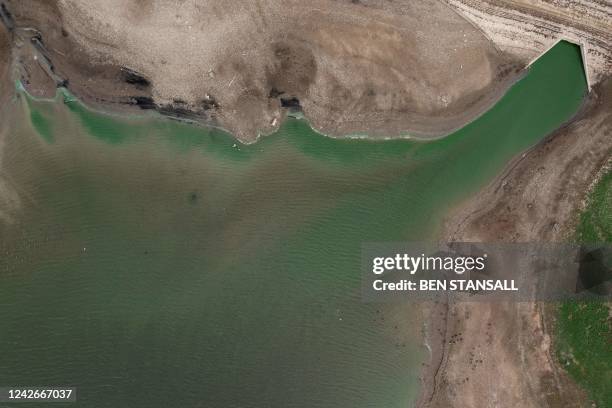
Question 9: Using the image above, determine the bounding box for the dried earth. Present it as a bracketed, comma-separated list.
[419, 78, 612, 408]
[0, 15, 10, 103]
[445, 0, 612, 88]
[1, 0, 522, 142]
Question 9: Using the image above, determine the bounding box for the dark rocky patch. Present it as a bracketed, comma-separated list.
[200, 96, 219, 110]
[280, 96, 301, 110]
[158, 103, 198, 119]
[125, 96, 216, 121]
[265, 40, 316, 109]
[0, 3, 14, 31]
[130, 96, 156, 109]
[268, 87, 284, 98]
[120, 66, 150, 88]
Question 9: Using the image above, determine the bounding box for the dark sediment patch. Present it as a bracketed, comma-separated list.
[135, 97, 221, 122]
[264, 40, 316, 114]
[188, 192, 199, 204]
[120, 67, 150, 88]
[0, 3, 14, 31]
[268, 87, 284, 98]
[158, 104, 199, 120]
[280, 96, 302, 110]
[0, 12, 11, 105]
[130, 96, 156, 110]
[200, 96, 219, 111]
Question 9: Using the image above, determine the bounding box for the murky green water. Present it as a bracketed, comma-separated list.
[0, 42, 586, 407]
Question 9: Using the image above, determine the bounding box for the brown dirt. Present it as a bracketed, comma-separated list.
[444, 0, 612, 87]
[0, 21, 21, 225]
[1, 0, 522, 142]
[0, 17, 10, 103]
[418, 78, 612, 408]
[446, 78, 612, 243]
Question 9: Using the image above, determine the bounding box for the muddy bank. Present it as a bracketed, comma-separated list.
[2, 0, 523, 143]
[445, 78, 612, 243]
[0, 13, 10, 104]
[0, 21, 21, 225]
[417, 78, 612, 408]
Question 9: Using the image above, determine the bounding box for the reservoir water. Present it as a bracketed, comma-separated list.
[0, 41, 586, 407]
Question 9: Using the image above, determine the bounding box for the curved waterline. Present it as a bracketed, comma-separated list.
[0, 41, 587, 408]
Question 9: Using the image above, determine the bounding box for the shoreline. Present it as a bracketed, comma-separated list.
[3, 0, 525, 144]
[303, 67, 526, 144]
[16, 62, 526, 148]
[417, 77, 611, 408]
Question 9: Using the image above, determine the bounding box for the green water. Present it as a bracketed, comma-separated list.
[0, 42, 586, 407]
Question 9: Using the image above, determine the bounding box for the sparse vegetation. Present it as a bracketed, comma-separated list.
[575, 169, 612, 242]
[556, 300, 611, 407]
